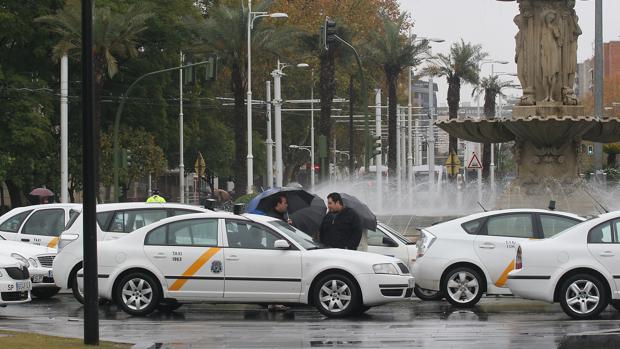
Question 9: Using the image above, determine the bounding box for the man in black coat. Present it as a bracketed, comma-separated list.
[319, 192, 362, 250]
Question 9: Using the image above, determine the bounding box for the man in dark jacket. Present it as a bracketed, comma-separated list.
[319, 192, 362, 250]
[266, 195, 293, 225]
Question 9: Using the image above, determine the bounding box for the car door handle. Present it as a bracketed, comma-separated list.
[225, 255, 239, 261]
[479, 243, 495, 249]
[599, 251, 615, 257]
[153, 253, 167, 259]
[21, 238, 30, 242]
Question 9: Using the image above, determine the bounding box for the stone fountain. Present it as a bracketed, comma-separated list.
[437, 0, 620, 214]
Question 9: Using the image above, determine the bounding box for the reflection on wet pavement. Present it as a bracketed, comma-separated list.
[1, 295, 619, 348]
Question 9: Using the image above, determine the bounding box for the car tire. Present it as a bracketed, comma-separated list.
[157, 299, 182, 313]
[442, 267, 483, 308]
[32, 287, 60, 299]
[313, 273, 361, 318]
[115, 272, 161, 316]
[71, 276, 85, 304]
[559, 273, 608, 320]
[414, 286, 443, 301]
[611, 300, 620, 312]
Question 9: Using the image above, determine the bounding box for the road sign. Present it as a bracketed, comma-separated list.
[445, 151, 461, 176]
[195, 152, 206, 177]
[467, 152, 483, 169]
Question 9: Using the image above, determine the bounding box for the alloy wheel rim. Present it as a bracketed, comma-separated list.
[446, 271, 479, 303]
[319, 279, 352, 313]
[565, 280, 600, 315]
[121, 278, 153, 311]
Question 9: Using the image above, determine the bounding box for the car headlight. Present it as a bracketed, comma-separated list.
[28, 258, 38, 268]
[373, 263, 399, 275]
[10, 253, 29, 267]
[58, 234, 79, 252]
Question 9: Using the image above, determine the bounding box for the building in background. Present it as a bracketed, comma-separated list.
[604, 40, 620, 78]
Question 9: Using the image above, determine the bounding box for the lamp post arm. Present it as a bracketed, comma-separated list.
[112, 60, 212, 201]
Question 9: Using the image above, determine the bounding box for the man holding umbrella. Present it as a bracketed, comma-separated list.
[319, 192, 362, 250]
[267, 195, 293, 225]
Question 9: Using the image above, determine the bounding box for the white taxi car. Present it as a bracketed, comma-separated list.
[77, 213, 414, 317]
[507, 211, 620, 319]
[0, 255, 31, 305]
[412, 209, 584, 307]
[0, 204, 81, 248]
[0, 235, 58, 298]
[53, 202, 211, 302]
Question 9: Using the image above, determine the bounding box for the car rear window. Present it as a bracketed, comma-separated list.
[461, 218, 483, 235]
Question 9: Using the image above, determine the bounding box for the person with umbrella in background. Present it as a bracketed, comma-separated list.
[319, 192, 362, 250]
[267, 195, 293, 225]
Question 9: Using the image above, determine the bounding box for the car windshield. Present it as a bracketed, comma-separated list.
[268, 220, 324, 250]
[380, 224, 414, 245]
[65, 209, 82, 230]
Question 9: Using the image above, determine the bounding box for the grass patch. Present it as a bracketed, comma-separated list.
[0, 330, 131, 349]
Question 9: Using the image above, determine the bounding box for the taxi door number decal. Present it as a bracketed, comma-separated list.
[168, 247, 221, 291]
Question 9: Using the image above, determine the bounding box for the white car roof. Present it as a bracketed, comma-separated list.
[1, 203, 82, 215]
[77, 202, 211, 213]
[427, 208, 585, 230]
[243, 213, 278, 223]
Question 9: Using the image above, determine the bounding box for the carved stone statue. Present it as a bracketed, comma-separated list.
[561, 0, 581, 105]
[541, 11, 562, 103]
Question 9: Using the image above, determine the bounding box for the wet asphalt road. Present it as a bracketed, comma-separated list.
[1, 294, 620, 348]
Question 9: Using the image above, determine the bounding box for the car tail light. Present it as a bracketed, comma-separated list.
[515, 246, 523, 270]
[416, 229, 436, 258]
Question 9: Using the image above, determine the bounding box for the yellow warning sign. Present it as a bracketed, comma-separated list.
[194, 152, 206, 177]
[445, 151, 461, 176]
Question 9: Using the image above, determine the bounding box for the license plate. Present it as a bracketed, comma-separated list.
[408, 278, 414, 288]
[16, 281, 30, 291]
[32, 274, 44, 283]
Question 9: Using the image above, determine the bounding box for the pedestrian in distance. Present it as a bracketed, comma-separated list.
[319, 192, 362, 250]
[146, 189, 166, 203]
[267, 195, 293, 225]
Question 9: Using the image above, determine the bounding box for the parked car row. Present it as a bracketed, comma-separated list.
[2, 202, 620, 320]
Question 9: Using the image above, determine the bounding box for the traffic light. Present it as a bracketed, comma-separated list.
[370, 134, 382, 158]
[205, 55, 217, 81]
[324, 17, 337, 48]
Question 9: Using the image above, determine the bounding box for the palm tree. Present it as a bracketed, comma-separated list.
[426, 39, 487, 166]
[191, 2, 292, 195]
[370, 14, 428, 174]
[472, 75, 512, 179]
[36, 0, 153, 195]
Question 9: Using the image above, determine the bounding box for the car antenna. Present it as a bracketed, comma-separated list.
[477, 201, 488, 212]
[584, 189, 609, 213]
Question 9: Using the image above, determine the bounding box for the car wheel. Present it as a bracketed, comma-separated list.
[559, 274, 608, 320]
[71, 276, 85, 304]
[32, 287, 60, 299]
[313, 273, 361, 318]
[414, 286, 443, 301]
[157, 299, 182, 313]
[115, 272, 161, 316]
[442, 267, 483, 308]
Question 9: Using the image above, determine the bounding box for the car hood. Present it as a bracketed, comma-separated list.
[0, 255, 22, 268]
[307, 248, 402, 265]
[0, 240, 55, 257]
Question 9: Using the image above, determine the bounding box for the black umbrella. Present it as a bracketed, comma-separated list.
[340, 193, 377, 230]
[247, 187, 315, 215]
[290, 196, 326, 239]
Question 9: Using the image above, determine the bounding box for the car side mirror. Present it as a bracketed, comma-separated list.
[274, 239, 290, 249]
[382, 237, 398, 247]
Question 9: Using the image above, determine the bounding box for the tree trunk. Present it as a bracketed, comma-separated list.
[5, 180, 23, 208]
[386, 68, 398, 175]
[231, 63, 247, 196]
[447, 76, 461, 179]
[481, 90, 496, 180]
[348, 75, 355, 174]
[608, 152, 617, 168]
[319, 48, 336, 181]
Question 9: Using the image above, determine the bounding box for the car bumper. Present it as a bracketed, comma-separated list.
[356, 273, 414, 306]
[0, 279, 32, 304]
[411, 256, 445, 291]
[29, 267, 57, 289]
[506, 270, 554, 303]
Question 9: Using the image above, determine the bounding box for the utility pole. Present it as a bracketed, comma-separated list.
[265, 81, 274, 188]
[60, 55, 69, 203]
[179, 51, 185, 203]
[593, 0, 604, 170]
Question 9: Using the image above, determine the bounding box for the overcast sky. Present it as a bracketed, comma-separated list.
[399, 0, 620, 106]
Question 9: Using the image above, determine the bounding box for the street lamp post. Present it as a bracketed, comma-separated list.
[265, 80, 273, 188]
[272, 60, 308, 187]
[247, 1, 288, 193]
[179, 51, 185, 203]
[310, 69, 316, 191]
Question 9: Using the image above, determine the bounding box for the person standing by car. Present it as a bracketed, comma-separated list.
[146, 189, 166, 203]
[319, 192, 362, 250]
[267, 195, 293, 225]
